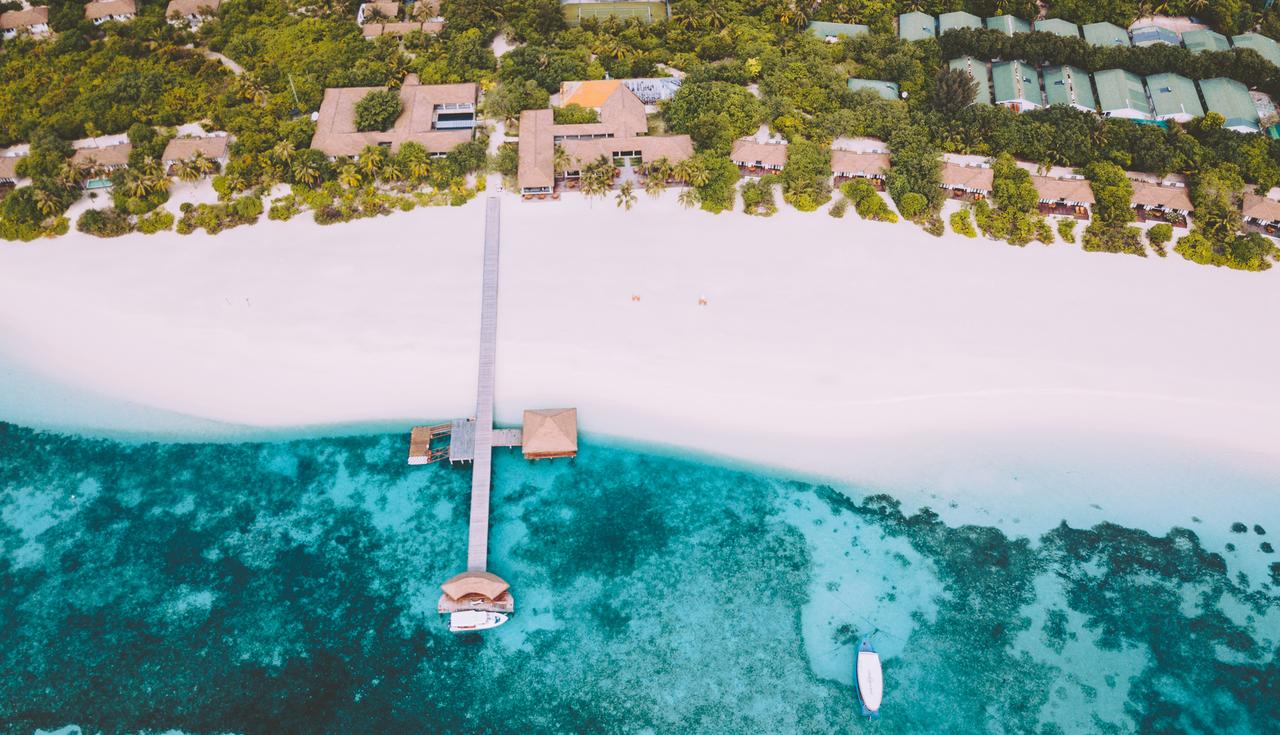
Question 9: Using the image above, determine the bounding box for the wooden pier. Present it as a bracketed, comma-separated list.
[467, 197, 501, 572]
[407, 198, 578, 630]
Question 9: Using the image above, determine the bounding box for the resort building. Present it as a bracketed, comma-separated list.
[949, 56, 991, 106]
[807, 21, 867, 43]
[846, 79, 900, 101]
[310, 75, 477, 158]
[1033, 18, 1080, 39]
[1231, 33, 1280, 67]
[1181, 28, 1229, 54]
[938, 11, 981, 34]
[357, 0, 398, 24]
[1129, 23, 1180, 47]
[1042, 65, 1097, 112]
[438, 571, 514, 618]
[730, 138, 787, 175]
[517, 81, 692, 198]
[560, 77, 681, 106]
[521, 408, 578, 460]
[985, 15, 1029, 36]
[1242, 191, 1280, 235]
[898, 11, 935, 42]
[166, 0, 220, 28]
[71, 141, 132, 188]
[1127, 172, 1192, 226]
[1146, 73, 1203, 123]
[1094, 69, 1153, 120]
[1082, 21, 1131, 47]
[1, 6, 49, 39]
[84, 0, 137, 24]
[992, 61, 1043, 112]
[161, 134, 231, 170]
[562, 0, 667, 24]
[1198, 77, 1261, 133]
[831, 149, 889, 188]
[940, 156, 993, 200]
[1020, 164, 1094, 218]
[0, 155, 23, 193]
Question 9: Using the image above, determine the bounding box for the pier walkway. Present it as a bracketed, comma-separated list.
[467, 197, 501, 572]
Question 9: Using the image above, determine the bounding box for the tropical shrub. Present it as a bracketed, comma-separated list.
[950, 209, 976, 238]
[76, 207, 133, 237]
[355, 89, 403, 132]
[136, 209, 174, 234]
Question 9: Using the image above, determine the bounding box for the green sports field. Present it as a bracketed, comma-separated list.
[563, 1, 667, 23]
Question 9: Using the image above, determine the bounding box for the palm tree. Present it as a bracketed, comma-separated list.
[124, 171, 154, 199]
[339, 163, 363, 189]
[192, 152, 217, 178]
[173, 158, 200, 183]
[291, 158, 321, 187]
[579, 155, 614, 199]
[677, 187, 700, 209]
[381, 161, 406, 184]
[271, 140, 296, 165]
[359, 146, 386, 181]
[553, 146, 573, 177]
[674, 158, 710, 188]
[32, 188, 60, 218]
[615, 181, 637, 210]
[702, 0, 728, 30]
[55, 161, 83, 190]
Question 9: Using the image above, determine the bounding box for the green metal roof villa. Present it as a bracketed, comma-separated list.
[1094, 69, 1153, 119]
[938, 11, 981, 34]
[807, 21, 868, 42]
[1042, 65, 1097, 112]
[1198, 77, 1261, 133]
[1130, 24, 1181, 47]
[991, 60, 1043, 111]
[1181, 28, 1229, 53]
[985, 15, 1029, 36]
[1082, 22, 1130, 47]
[1033, 18, 1080, 39]
[1232, 33, 1280, 66]
[847, 79, 900, 100]
[898, 11, 936, 41]
[949, 56, 991, 105]
[1146, 73, 1204, 122]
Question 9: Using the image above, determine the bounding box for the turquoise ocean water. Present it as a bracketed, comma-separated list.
[1, 422, 1277, 734]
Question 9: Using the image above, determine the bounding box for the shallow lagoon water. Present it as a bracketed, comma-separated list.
[1, 423, 1277, 734]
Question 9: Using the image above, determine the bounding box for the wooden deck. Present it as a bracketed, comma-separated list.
[407, 423, 451, 465]
[467, 198, 501, 573]
[493, 428, 523, 447]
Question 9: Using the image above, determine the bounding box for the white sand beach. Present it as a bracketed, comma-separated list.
[1, 189, 1278, 549]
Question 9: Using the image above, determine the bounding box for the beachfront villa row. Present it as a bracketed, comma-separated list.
[161, 134, 231, 170]
[1243, 190, 1280, 234]
[0, 5, 49, 39]
[729, 139, 890, 189]
[309, 75, 477, 159]
[166, 0, 220, 28]
[1126, 173, 1193, 226]
[85, 0, 137, 24]
[898, 11, 1280, 61]
[517, 80, 693, 199]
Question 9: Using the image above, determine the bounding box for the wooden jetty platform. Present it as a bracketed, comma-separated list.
[406, 198, 579, 631]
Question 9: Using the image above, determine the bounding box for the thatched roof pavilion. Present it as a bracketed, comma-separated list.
[522, 408, 578, 459]
[438, 570, 514, 613]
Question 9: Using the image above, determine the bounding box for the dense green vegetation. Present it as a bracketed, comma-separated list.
[1, 0, 1279, 270]
[354, 89, 403, 131]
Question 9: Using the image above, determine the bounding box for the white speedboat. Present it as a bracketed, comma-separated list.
[449, 610, 509, 632]
[855, 637, 883, 719]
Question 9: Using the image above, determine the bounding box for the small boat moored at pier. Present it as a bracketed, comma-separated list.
[855, 637, 883, 719]
[449, 610, 509, 632]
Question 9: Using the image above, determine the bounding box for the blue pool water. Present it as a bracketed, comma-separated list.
[1, 423, 1277, 734]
